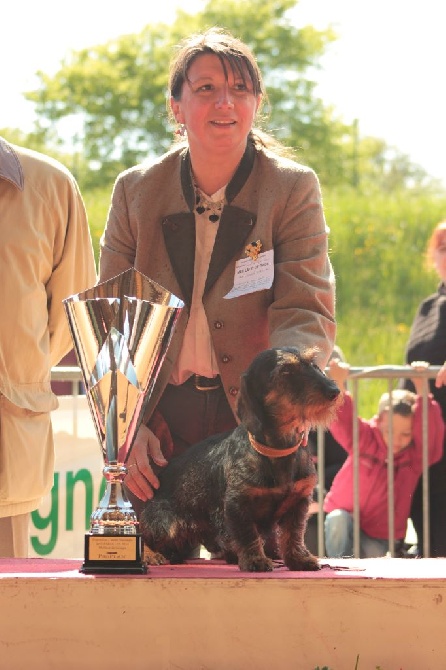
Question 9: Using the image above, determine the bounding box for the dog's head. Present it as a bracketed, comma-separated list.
[236, 346, 341, 448]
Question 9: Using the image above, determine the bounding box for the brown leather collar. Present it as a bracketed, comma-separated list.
[247, 430, 305, 458]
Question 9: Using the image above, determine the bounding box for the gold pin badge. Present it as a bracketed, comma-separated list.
[245, 240, 262, 261]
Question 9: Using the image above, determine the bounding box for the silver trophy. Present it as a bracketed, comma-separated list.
[63, 268, 184, 573]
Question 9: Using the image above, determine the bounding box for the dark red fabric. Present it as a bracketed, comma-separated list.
[2, 557, 446, 580]
[0, 557, 348, 578]
[147, 408, 175, 460]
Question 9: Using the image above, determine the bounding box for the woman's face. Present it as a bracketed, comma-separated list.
[170, 53, 261, 159]
[433, 232, 446, 282]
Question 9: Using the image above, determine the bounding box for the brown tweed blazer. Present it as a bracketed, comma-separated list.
[99, 140, 336, 419]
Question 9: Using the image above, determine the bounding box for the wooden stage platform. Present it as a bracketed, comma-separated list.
[1, 556, 446, 669]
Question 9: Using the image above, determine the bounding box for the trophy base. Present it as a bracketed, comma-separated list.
[80, 532, 148, 574]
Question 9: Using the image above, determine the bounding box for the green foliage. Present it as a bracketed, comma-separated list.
[27, 22, 173, 186]
[82, 186, 112, 262]
[9, 0, 436, 193]
[325, 185, 446, 416]
[326, 187, 446, 330]
[23, 0, 346, 186]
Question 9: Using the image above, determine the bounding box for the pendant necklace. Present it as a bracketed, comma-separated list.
[193, 183, 226, 223]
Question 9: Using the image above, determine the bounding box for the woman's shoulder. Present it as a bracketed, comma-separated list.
[115, 145, 184, 183]
[251, 147, 323, 211]
[256, 144, 316, 176]
[254, 146, 321, 199]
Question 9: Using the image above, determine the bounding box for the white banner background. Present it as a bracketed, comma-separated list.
[29, 396, 104, 558]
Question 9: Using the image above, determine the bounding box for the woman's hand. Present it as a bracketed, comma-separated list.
[124, 424, 168, 501]
[435, 361, 446, 388]
[328, 359, 350, 389]
[410, 360, 430, 396]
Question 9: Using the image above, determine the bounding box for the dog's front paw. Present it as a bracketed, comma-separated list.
[143, 545, 168, 566]
[285, 549, 320, 572]
[222, 550, 239, 564]
[238, 554, 274, 572]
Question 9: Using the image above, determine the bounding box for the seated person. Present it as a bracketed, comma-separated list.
[323, 359, 444, 558]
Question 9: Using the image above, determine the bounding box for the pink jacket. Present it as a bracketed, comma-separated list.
[323, 392, 445, 539]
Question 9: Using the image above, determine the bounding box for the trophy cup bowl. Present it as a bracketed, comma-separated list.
[63, 268, 184, 573]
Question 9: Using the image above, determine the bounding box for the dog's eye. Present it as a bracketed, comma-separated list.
[280, 364, 296, 377]
[312, 362, 325, 376]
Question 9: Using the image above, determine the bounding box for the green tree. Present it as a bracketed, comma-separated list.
[25, 0, 347, 186]
[5, 0, 438, 192]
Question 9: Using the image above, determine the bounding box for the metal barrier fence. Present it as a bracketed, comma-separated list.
[51, 364, 444, 559]
[314, 364, 442, 558]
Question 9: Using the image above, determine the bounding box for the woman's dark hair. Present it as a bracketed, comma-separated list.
[167, 28, 294, 157]
[169, 28, 265, 104]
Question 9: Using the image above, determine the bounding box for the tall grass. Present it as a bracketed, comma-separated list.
[325, 186, 446, 415]
[83, 183, 446, 417]
[83, 186, 111, 261]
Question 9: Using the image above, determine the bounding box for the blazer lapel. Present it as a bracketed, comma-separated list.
[160, 151, 196, 306]
[204, 206, 256, 294]
[205, 140, 257, 294]
[162, 141, 258, 303]
[161, 212, 195, 306]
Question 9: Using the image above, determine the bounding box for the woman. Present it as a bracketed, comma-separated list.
[98, 28, 336, 508]
[401, 221, 446, 556]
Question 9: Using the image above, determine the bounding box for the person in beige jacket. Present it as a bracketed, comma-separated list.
[0, 136, 97, 557]
[98, 29, 336, 511]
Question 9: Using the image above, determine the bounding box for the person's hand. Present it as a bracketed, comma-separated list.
[124, 424, 168, 501]
[328, 359, 350, 389]
[410, 360, 430, 395]
[435, 361, 446, 388]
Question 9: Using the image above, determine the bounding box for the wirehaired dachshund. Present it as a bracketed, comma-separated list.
[140, 346, 341, 572]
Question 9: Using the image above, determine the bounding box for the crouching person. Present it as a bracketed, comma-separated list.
[323, 359, 444, 558]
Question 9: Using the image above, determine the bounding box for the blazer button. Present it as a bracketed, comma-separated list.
[229, 386, 238, 397]
[221, 354, 231, 364]
[214, 321, 223, 329]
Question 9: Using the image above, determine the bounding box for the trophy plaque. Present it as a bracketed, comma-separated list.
[64, 268, 184, 574]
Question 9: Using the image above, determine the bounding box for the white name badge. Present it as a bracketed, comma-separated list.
[224, 249, 274, 299]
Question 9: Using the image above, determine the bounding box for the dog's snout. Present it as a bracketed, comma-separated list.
[328, 386, 341, 400]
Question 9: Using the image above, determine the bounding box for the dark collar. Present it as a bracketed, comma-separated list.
[180, 139, 256, 210]
[163, 141, 257, 305]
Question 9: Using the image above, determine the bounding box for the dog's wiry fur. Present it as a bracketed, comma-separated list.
[140, 346, 341, 572]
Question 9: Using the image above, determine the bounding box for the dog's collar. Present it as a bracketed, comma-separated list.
[247, 431, 305, 458]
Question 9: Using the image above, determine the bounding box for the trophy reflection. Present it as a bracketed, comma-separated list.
[64, 268, 184, 573]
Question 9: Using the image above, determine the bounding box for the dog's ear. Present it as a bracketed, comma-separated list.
[236, 371, 266, 437]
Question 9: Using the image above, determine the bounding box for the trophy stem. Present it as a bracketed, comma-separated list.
[90, 466, 138, 536]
